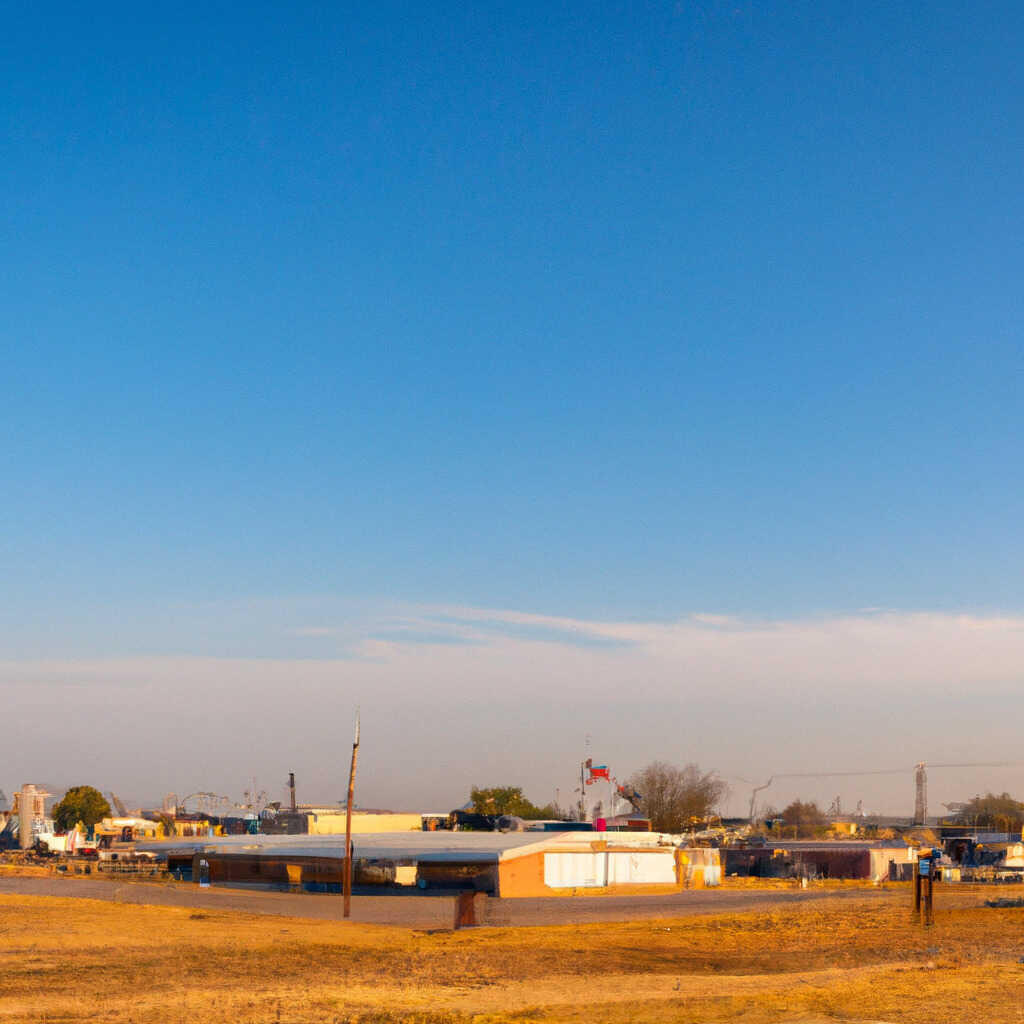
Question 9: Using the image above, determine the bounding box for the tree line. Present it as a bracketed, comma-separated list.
[471, 760, 729, 832]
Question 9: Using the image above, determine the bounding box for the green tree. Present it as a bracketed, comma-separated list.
[780, 800, 825, 826]
[469, 786, 557, 819]
[52, 786, 111, 832]
[625, 762, 728, 833]
[956, 792, 1024, 831]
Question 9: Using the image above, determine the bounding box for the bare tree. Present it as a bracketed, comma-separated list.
[626, 761, 728, 833]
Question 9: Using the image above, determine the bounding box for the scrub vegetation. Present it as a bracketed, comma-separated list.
[1, 887, 1022, 1022]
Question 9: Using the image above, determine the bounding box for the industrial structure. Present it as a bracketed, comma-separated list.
[15, 784, 50, 850]
[742, 760, 1019, 826]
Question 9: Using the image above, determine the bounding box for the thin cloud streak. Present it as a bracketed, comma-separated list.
[4, 606, 1024, 814]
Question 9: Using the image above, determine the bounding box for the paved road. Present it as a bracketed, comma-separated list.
[0, 875, 886, 929]
[0, 876, 457, 928]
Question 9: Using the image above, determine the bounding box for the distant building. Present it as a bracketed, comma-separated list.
[305, 811, 424, 835]
[723, 840, 917, 881]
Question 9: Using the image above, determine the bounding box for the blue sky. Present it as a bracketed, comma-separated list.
[3, 3, 1024, 809]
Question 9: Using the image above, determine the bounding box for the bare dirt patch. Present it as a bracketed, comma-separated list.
[1, 887, 1022, 1022]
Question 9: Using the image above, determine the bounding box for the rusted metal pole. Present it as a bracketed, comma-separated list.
[343, 711, 360, 919]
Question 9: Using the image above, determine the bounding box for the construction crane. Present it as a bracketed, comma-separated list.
[745, 777, 775, 822]
[911, 762, 1014, 825]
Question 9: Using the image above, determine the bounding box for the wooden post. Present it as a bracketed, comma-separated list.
[343, 711, 360, 919]
[454, 891, 486, 929]
[913, 864, 922, 920]
[925, 869, 935, 926]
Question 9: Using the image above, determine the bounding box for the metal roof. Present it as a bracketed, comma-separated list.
[139, 831, 550, 863]
[138, 829, 679, 863]
[754, 840, 912, 851]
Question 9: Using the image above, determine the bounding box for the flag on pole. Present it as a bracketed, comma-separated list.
[589, 764, 610, 781]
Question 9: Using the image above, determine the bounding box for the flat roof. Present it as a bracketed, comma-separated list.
[138, 830, 680, 863]
[734, 841, 912, 851]
[140, 831, 550, 863]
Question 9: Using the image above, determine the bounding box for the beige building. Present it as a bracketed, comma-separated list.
[306, 812, 423, 835]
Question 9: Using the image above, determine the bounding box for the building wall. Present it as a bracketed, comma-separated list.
[869, 847, 917, 882]
[497, 850, 548, 897]
[193, 852, 345, 889]
[173, 819, 215, 837]
[496, 843, 708, 897]
[678, 847, 722, 888]
[725, 846, 911, 881]
[307, 813, 423, 835]
[1004, 842, 1024, 868]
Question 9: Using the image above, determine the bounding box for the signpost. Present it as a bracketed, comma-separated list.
[914, 851, 935, 926]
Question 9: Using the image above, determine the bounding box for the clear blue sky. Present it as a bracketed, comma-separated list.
[4, 1, 1023, 629]
[5, 4, 1024, 811]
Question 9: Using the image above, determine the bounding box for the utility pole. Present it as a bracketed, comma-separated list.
[343, 710, 360, 919]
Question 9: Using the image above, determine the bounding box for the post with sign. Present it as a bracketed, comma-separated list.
[925, 856, 935, 926]
[915, 851, 935, 926]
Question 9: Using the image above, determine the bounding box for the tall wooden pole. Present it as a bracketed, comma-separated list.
[343, 710, 360, 919]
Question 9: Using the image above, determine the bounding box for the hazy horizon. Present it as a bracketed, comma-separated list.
[6, 599, 1024, 819]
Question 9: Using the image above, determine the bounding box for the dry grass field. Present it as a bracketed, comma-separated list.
[2, 887, 1022, 1023]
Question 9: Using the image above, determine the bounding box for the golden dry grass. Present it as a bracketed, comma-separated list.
[2, 887, 1023, 1023]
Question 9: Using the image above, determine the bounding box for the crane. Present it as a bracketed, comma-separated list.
[911, 762, 1014, 824]
[738, 769, 907, 823]
[108, 792, 128, 817]
[746, 777, 774, 822]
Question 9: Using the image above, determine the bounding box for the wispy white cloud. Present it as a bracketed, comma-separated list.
[689, 612, 736, 626]
[5, 604, 1024, 816]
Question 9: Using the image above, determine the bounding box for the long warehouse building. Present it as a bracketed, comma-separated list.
[138, 830, 722, 897]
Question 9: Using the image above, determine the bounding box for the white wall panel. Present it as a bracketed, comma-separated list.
[607, 851, 675, 885]
[543, 852, 607, 888]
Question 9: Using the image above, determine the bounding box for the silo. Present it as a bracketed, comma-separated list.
[18, 785, 46, 850]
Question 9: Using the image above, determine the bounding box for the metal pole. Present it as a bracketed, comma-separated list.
[343, 711, 360, 919]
